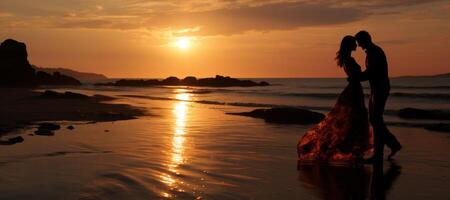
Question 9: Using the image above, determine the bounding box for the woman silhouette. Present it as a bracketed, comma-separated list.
[297, 35, 372, 163]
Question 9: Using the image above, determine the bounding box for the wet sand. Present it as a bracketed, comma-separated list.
[0, 88, 147, 134]
[0, 89, 449, 199]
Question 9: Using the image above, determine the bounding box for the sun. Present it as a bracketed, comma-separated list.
[175, 37, 191, 50]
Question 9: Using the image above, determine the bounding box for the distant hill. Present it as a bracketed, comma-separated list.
[33, 66, 108, 83]
[396, 73, 450, 78]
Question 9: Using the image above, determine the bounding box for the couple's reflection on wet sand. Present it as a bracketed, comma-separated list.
[298, 161, 401, 200]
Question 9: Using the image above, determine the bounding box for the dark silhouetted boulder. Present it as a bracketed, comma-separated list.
[398, 108, 450, 120]
[180, 76, 197, 85]
[8, 136, 24, 144]
[196, 75, 269, 87]
[0, 39, 82, 87]
[0, 39, 36, 87]
[38, 122, 61, 131]
[161, 76, 180, 85]
[95, 75, 270, 87]
[104, 79, 160, 87]
[41, 90, 88, 99]
[34, 129, 54, 136]
[34, 122, 60, 136]
[227, 107, 325, 124]
[0, 136, 24, 145]
[64, 91, 88, 98]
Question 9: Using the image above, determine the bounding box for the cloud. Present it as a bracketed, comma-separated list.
[44, 1, 367, 36]
[0, 0, 445, 36]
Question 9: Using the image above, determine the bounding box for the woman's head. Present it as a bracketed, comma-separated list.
[336, 35, 357, 67]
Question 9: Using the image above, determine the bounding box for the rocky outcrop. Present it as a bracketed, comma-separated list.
[0, 39, 36, 86]
[33, 122, 61, 136]
[41, 90, 89, 99]
[0, 39, 81, 87]
[96, 75, 270, 87]
[398, 108, 450, 120]
[0, 136, 24, 145]
[227, 107, 325, 124]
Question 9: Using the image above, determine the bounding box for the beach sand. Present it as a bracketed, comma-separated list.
[0, 88, 147, 134]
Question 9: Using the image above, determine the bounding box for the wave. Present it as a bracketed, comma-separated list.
[121, 94, 450, 132]
[121, 94, 450, 117]
[391, 86, 450, 89]
[120, 95, 331, 111]
[288, 85, 450, 89]
[169, 87, 450, 100]
[280, 92, 450, 100]
[390, 92, 450, 99]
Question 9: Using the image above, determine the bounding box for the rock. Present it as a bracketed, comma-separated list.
[35, 122, 60, 135]
[180, 76, 197, 85]
[227, 107, 325, 124]
[95, 75, 270, 87]
[34, 129, 54, 136]
[38, 122, 61, 131]
[161, 76, 180, 85]
[398, 108, 450, 120]
[111, 79, 160, 87]
[0, 39, 36, 87]
[8, 136, 24, 143]
[42, 90, 62, 98]
[64, 91, 88, 98]
[67, 125, 75, 130]
[0, 39, 82, 87]
[197, 75, 269, 87]
[424, 123, 450, 133]
[0, 136, 24, 145]
[42, 90, 88, 99]
[259, 81, 270, 86]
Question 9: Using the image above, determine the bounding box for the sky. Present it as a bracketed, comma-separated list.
[1, 0, 449, 78]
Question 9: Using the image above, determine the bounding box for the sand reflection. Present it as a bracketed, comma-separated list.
[160, 89, 191, 197]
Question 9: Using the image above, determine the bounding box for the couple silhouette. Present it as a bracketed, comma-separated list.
[297, 31, 402, 164]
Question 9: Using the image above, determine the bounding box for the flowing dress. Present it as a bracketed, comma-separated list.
[297, 57, 373, 163]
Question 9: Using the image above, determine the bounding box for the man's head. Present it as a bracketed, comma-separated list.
[355, 30, 372, 50]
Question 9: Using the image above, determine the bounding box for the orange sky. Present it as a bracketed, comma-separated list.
[1, 0, 449, 78]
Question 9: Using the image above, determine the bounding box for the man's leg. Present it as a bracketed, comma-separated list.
[369, 94, 385, 160]
[373, 93, 402, 159]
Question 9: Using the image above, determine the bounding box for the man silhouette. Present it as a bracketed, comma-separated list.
[355, 31, 402, 162]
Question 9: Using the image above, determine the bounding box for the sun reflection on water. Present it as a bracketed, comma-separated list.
[160, 89, 191, 197]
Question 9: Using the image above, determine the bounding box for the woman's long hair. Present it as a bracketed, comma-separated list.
[336, 35, 356, 67]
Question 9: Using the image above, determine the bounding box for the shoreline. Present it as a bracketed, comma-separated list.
[0, 88, 148, 135]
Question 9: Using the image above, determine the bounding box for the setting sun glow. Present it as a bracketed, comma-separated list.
[175, 37, 191, 50]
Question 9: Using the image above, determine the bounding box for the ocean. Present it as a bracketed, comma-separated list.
[0, 77, 449, 199]
[85, 76, 450, 125]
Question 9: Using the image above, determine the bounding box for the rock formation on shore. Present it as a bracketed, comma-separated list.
[0, 39, 36, 86]
[0, 39, 81, 87]
[227, 107, 325, 124]
[96, 75, 270, 87]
